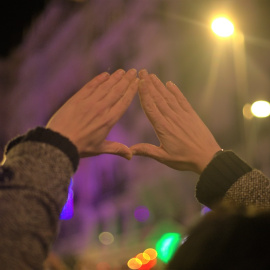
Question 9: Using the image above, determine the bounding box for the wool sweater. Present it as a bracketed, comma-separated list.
[0, 127, 79, 269]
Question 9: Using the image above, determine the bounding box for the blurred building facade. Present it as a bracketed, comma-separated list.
[1, 0, 270, 268]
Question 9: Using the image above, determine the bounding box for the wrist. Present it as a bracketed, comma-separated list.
[6, 127, 79, 172]
[195, 147, 223, 175]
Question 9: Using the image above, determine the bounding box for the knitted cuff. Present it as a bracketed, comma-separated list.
[5, 127, 79, 172]
[196, 151, 252, 207]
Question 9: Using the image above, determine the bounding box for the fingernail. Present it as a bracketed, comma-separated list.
[128, 68, 137, 76]
[139, 69, 148, 78]
[101, 72, 110, 78]
[150, 74, 158, 80]
[167, 81, 176, 87]
[116, 69, 126, 76]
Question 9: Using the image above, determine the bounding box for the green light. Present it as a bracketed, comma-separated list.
[155, 233, 181, 263]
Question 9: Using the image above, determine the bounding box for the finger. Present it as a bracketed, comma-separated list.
[87, 69, 126, 101]
[104, 68, 137, 105]
[139, 69, 149, 79]
[130, 143, 165, 161]
[72, 72, 110, 100]
[166, 81, 193, 113]
[99, 141, 133, 160]
[139, 74, 172, 118]
[138, 79, 164, 127]
[108, 77, 139, 125]
[150, 74, 181, 112]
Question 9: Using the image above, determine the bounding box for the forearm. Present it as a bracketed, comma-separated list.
[0, 128, 79, 269]
[196, 151, 270, 209]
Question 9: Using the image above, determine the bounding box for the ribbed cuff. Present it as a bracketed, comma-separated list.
[196, 151, 252, 208]
[5, 127, 79, 172]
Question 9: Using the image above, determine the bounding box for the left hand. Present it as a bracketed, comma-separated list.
[46, 69, 138, 159]
[130, 70, 221, 174]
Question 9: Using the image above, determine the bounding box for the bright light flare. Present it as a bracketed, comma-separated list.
[211, 17, 234, 37]
[251, 100, 270, 118]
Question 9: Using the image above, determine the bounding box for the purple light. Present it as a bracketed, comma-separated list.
[134, 206, 150, 222]
[60, 179, 74, 220]
[201, 206, 211, 215]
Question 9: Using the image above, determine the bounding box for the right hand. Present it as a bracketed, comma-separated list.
[130, 70, 221, 174]
[46, 69, 138, 160]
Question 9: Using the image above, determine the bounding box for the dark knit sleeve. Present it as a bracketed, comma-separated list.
[0, 127, 79, 269]
[5, 127, 79, 171]
[196, 151, 252, 208]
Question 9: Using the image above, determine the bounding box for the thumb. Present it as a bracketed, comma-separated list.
[98, 140, 133, 160]
[130, 143, 164, 160]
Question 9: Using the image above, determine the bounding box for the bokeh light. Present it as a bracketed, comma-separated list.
[134, 206, 150, 222]
[251, 100, 270, 118]
[201, 206, 211, 215]
[243, 103, 254, 120]
[211, 17, 234, 37]
[138, 258, 157, 270]
[127, 249, 157, 270]
[143, 248, 157, 260]
[60, 179, 74, 220]
[156, 233, 182, 263]
[99, 232, 114, 245]
[136, 253, 150, 265]
[127, 258, 142, 269]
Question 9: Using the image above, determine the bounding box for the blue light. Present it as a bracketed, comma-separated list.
[60, 178, 74, 220]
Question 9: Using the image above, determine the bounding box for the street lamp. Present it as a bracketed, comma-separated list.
[211, 17, 235, 37]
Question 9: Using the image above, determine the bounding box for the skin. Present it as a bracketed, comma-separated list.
[46, 68, 139, 160]
[130, 69, 221, 174]
[47, 68, 221, 174]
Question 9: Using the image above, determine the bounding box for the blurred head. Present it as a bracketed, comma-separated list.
[0, 0, 49, 58]
[168, 203, 270, 270]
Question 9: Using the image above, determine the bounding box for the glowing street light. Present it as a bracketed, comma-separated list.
[211, 17, 235, 37]
[251, 100, 270, 118]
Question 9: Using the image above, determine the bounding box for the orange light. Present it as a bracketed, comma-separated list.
[127, 258, 142, 269]
[136, 253, 150, 265]
[139, 258, 157, 270]
[143, 248, 158, 260]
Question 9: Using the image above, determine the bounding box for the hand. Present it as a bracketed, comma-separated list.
[46, 69, 138, 159]
[130, 70, 221, 174]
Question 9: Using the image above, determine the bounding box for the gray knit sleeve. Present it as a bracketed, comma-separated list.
[223, 169, 270, 209]
[0, 140, 75, 269]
